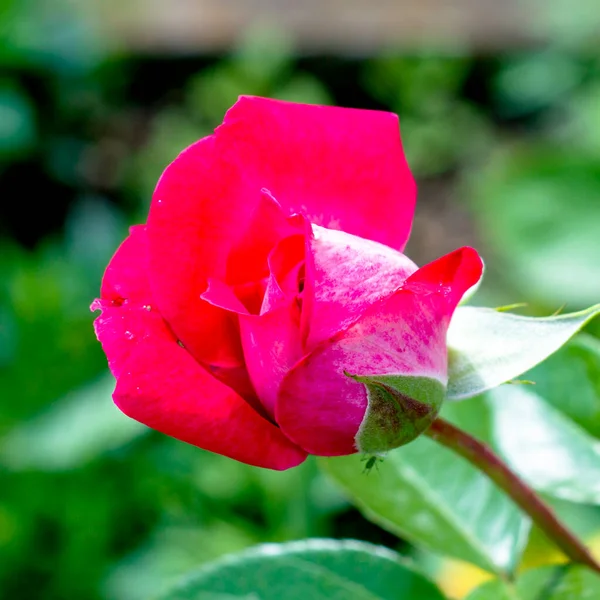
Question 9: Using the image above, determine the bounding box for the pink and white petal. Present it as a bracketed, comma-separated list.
[277, 346, 366, 456]
[219, 96, 416, 251]
[276, 289, 447, 457]
[239, 302, 303, 418]
[276, 246, 483, 456]
[302, 225, 418, 351]
[96, 302, 306, 470]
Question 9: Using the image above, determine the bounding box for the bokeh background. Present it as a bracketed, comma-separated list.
[1, 0, 600, 598]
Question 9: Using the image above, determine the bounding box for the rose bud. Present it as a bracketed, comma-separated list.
[92, 96, 483, 470]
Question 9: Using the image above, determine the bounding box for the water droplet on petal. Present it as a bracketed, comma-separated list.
[437, 283, 451, 297]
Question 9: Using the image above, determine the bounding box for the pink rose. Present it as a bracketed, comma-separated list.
[92, 96, 483, 470]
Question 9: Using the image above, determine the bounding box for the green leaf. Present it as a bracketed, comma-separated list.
[442, 385, 600, 506]
[466, 565, 600, 600]
[352, 375, 445, 454]
[321, 439, 529, 575]
[447, 305, 600, 400]
[486, 385, 600, 504]
[525, 334, 600, 437]
[158, 539, 445, 600]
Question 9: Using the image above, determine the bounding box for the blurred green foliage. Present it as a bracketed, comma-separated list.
[1, 0, 600, 598]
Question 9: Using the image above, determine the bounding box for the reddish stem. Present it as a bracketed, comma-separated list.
[426, 417, 600, 574]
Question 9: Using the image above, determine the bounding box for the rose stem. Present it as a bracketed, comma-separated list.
[425, 417, 600, 574]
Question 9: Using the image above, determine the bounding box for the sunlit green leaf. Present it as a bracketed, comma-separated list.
[321, 439, 529, 574]
[525, 334, 600, 437]
[447, 305, 600, 400]
[159, 539, 445, 600]
[442, 384, 600, 506]
[486, 385, 600, 505]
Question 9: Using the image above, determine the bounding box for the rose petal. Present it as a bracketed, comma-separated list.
[276, 247, 483, 456]
[94, 301, 306, 470]
[200, 231, 308, 418]
[220, 96, 416, 250]
[146, 97, 416, 366]
[99, 225, 152, 304]
[93, 227, 277, 444]
[91, 300, 143, 379]
[202, 278, 250, 315]
[302, 225, 418, 351]
[261, 233, 306, 314]
[98, 221, 244, 369]
[240, 302, 303, 418]
[91, 225, 154, 378]
[148, 161, 301, 366]
[203, 239, 307, 417]
[226, 189, 302, 286]
[146, 143, 259, 367]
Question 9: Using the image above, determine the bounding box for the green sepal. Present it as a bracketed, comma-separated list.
[350, 374, 446, 454]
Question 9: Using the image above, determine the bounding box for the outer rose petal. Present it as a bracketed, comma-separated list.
[220, 97, 416, 250]
[100, 225, 152, 303]
[146, 97, 415, 365]
[92, 225, 154, 378]
[93, 226, 305, 469]
[94, 302, 307, 470]
[302, 225, 417, 351]
[276, 247, 483, 456]
[147, 144, 267, 367]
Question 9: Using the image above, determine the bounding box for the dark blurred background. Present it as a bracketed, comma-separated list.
[1, 0, 600, 598]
